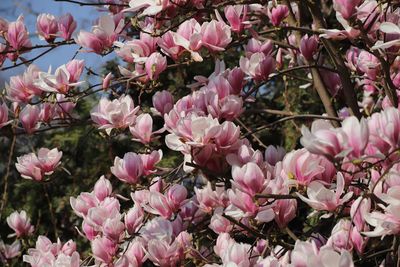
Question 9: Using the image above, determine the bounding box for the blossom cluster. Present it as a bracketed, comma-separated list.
[3, 0, 400, 266]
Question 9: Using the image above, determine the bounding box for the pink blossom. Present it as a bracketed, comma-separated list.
[0, 240, 21, 260]
[102, 72, 112, 90]
[152, 90, 174, 116]
[226, 144, 264, 167]
[158, 31, 185, 61]
[333, 0, 362, 20]
[111, 152, 143, 184]
[93, 176, 112, 201]
[166, 184, 188, 211]
[114, 39, 152, 63]
[145, 52, 167, 80]
[15, 148, 62, 181]
[300, 120, 342, 158]
[240, 52, 275, 82]
[36, 13, 59, 42]
[140, 149, 163, 175]
[125, 202, 144, 235]
[70, 193, 98, 218]
[273, 199, 297, 228]
[220, 241, 251, 266]
[244, 38, 273, 57]
[194, 182, 226, 213]
[209, 212, 233, 234]
[357, 50, 380, 80]
[282, 148, 335, 185]
[350, 197, 371, 231]
[19, 104, 40, 134]
[65, 59, 85, 83]
[231, 162, 267, 197]
[200, 20, 232, 52]
[75, 14, 123, 54]
[296, 172, 353, 212]
[265, 145, 285, 166]
[5, 65, 42, 103]
[90, 94, 140, 135]
[91, 236, 117, 264]
[130, 113, 158, 144]
[6, 210, 34, 237]
[224, 5, 248, 33]
[0, 103, 11, 128]
[124, 0, 168, 17]
[6, 16, 31, 60]
[363, 186, 400, 237]
[0, 17, 8, 33]
[103, 217, 125, 242]
[341, 116, 369, 158]
[145, 191, 174, 218]
[300, 34, 319, 60]
[36, 148, 63, 174]
[57, 13, 76, 40]
[326, 219, 354, 251]
[368, 107, 400, 154]
[23, 236, 80, 267]
[289, 240, 354, 266]
[39, 103, 56, 123]
[35, 60, 85, 94]
[268, 5, 289, 26]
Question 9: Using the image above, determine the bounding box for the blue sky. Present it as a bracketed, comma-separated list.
[0, 0, 116, 85]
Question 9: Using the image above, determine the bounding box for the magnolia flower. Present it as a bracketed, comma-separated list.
[57, 13, 76, 40]
[111, 152, 143, 184]
[15, 148, 63, 181]
[130, 113, 164, 144]
[300, 34, 319, 60]
[240, 52, 275, 81]
[35, 60, 85, 94]
[0, 103, 11, 128]
[124, 0, 168, 17]
[6, 210, 34, 237]
[6, 16, 31, 60]
[19, 105, 40, 134]
[90, 95, 140, 135]
[0, 240, 21, 260]
[268, 5, 289, 26]
[151, 90, 174, 116]
[300, 119, 342, 158]
[296, 172, 353, 212]
[231, 162, 267, 197]
[75, 14, 123, 54]
[145, 52, 167, 80]
[363, 186, 400, 237]
[200, 20, 232, 52]
[5, 65, 42, 103]
[289, 240, 354, 266]
[36, 13, 58, 42]
[224, 5, 248, 33]
[332, 0, 361, 20]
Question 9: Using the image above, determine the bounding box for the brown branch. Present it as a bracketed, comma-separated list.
[1, 47, 57, 71]
[283, 0, 339, 125]
[0, 130, 17, 220]
[255, 193, 299, 200]
[306, 0, 362, 119]
[243, 114, 343, 137]
[54, 0, 128, 6]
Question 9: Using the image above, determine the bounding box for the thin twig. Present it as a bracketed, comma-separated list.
[0, 131, 17, 220]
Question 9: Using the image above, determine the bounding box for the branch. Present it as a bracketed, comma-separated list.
[283, 0, 339, 125]
[0, 130, 17, 220]
[244, 114, 343, 137]
[54, 0, 128, 6]
[306, 0, 362, 119]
